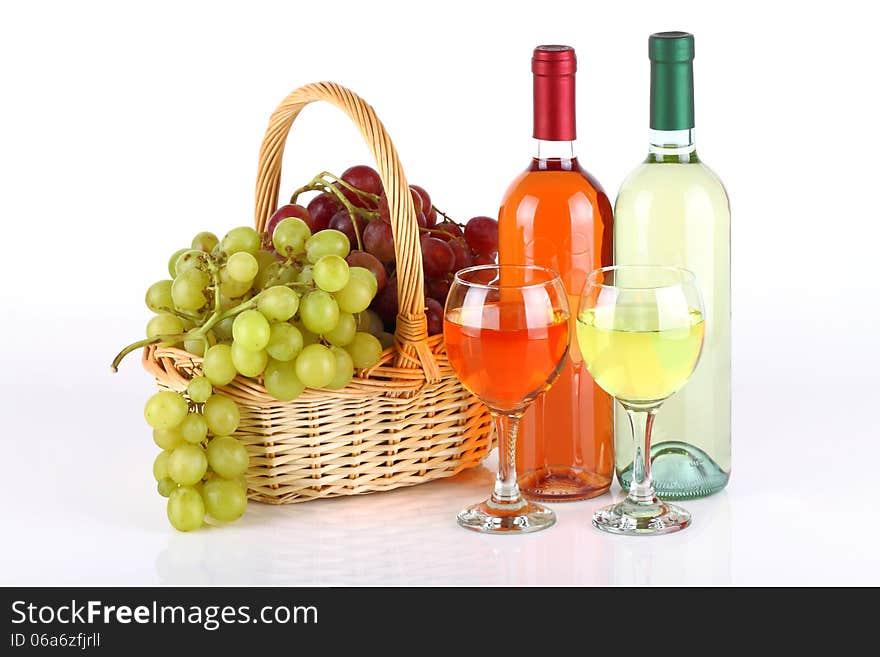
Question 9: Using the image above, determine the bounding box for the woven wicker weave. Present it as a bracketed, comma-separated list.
[143, 82, 494, 504]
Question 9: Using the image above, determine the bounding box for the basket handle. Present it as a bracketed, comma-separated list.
[254, 82, 439, 381]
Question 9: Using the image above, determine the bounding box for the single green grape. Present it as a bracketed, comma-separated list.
[230, 341, 268, 377]
[167, 486, 205, 531]
[305, 229, 350, 264]
[263, 358, 305, 401]
[187, 376, 213, 404]
[256, 261, 297, 291]
[313, 255, 350, 293]
[168, 248, 189, 278]
[144, 391, 189, 430]
[227, 251, 259, 283]
[296, 265, 314, 285]
[167, 444, 208, 486]
[355, 309, 385, 336]
[324, 312, 356, 347]
[234, 475, 248, 492]
[153, 450, 172, 481]
[202, 344, 237, 386]
[333, 276, 374, 314]
[299, 290, 340, 335]
[294, 344, 336, 388]
[157, 477, 178, 498]
[326, 346, 355, 390]
[206, 436, 249, 479]
[212, 317, 235, 342]
[252, 250, 281, 289]
[145, 280, 174, 313]
[191, 231, 219, 253]
[291, 320, 320, 347]
[257, 286, 299, 322]
[272, 217, 311, 257]
[179, 412, 208, 444]
[221, 226, 261, 256]
[146, 313, 184, 344]
[183, 330, 216, 357]
[232, 309, 271, 351]
[153, 427, 184, 451]
[203, 394, 240, 435]
[266, 323, 303, 361]
[201, 478, 247, 523]
[174, 249, 208, 276]
[377, 331, 395, 350]
[346, 332, 383, 369]
[219, 267, 252, 298]
[171, 269, 209, 311]
[348, 266, 378, 297]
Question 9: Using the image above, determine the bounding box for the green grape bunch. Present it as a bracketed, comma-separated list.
[145, 385, 249, 531]
[113, 217, 384, 396]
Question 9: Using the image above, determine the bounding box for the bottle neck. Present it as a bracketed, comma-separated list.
[647, 128, 697, 163]
[648, 54, 697, 163]
[533, 138, 577, 169]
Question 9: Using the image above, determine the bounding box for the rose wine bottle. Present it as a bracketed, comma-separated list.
[613, 32, 731, 498]
[498, 45, 614, 501]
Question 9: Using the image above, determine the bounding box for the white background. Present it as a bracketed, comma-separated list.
[1, 0, 878, 585]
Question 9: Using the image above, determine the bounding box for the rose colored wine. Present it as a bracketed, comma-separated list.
[444, 304, 569, 412]
[498, 45, 614, 501]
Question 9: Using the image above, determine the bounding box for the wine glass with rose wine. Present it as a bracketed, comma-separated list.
[444, 264, 570, 533]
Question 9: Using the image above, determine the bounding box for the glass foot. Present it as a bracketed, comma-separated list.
[592, 497, 691, 536]
[457, 498, 556, 534]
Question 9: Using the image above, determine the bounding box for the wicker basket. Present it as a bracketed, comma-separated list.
[143, 82, 494, 504]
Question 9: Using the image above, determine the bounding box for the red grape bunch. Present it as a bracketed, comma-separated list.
[266, 164, 498, 339]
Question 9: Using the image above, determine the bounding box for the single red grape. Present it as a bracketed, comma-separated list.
[267, 204, 312, 239]
[346, 250, 388, 292]
[473, 252, 497, 266]
[448, 240, 474, 272]
[377, 194, 390, 223]
[426, 276, 451, 304]
[464, 216, 499, 256]
[363, 219, 396, 263]
[342, 164, 383, 197]
[307, 193, 343, 232]
[329, 209, 368, 250]
[416, 211, 427, 229]
[424, 206, 437, 228]
[371, 276, 399, 330]
[377, 189, 422, 223]
[424, 298, 443, 336]
[421, 237, 455, 278]
[409, 185, 431, 216]
[433, 220, 464, 242]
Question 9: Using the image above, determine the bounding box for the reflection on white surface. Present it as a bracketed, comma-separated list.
[153, 453, 732, 586]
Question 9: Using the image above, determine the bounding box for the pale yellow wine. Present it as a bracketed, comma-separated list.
[577, 307, 705, 404]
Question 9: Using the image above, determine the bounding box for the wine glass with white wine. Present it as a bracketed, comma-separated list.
[577, 266, 705, 535]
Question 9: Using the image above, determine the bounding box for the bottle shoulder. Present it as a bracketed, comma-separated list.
[617, 159, 729, 210]
[501, 161, 609, 203]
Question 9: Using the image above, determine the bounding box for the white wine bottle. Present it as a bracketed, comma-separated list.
[613, 31, 731, 498]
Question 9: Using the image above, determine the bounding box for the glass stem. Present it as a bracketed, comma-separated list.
[626, 406, 659, 504]
[490, 411, 525, 508]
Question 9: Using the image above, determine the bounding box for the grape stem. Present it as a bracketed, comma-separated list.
[422, 207, 467, 244]
[290, 172, 377, 251]
[110, 334, 187, 372]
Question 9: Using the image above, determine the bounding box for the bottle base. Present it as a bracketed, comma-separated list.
[617, 440, 729, 500]
[519, 467, 612, 502]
